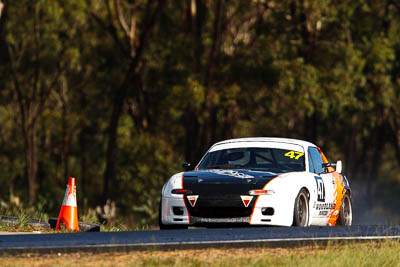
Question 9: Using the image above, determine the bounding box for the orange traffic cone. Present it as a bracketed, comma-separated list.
[56, 177, 79, 231]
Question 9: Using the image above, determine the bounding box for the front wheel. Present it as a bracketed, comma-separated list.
[293, 189, 309, 227]
[337, 193, 352, 226]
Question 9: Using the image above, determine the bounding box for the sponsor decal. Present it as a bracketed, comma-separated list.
[313, 202, 336, 210]
[319, 210, 328, 216]
[240, 196, 253, 207]
[333, 210, 339, 216]
[187, 195, 199, 207]
[206, 169, 254, 179]
[328, 173, 347, 226]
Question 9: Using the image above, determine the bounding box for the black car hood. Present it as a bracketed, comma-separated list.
[183, 169, 278, 195]
[181, 169, 279, 221]
[184, 169, 277, 184]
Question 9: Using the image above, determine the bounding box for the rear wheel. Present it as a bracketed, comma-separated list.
[337, 193, 352, 226]
[293, 189, 309, 227]
[159, 199, 188, 230]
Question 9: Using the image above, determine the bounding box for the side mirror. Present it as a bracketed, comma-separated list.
[182, 162, 192, 170]
[336, 160, 342, 173]
[322, 161, 342, 173]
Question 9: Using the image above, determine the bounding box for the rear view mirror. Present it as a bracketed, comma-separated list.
[182, 162, 192, 170]
[322, 161, 342, 173]
[336, 160, 342, 173]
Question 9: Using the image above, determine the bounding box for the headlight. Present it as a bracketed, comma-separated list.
[171, 189, 192, 194]
[249, 189, 275, 195]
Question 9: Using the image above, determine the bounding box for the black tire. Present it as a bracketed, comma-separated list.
[293, 189, 309, 227]
[337, 193, 352, 226]
[159, 199, 188, 230]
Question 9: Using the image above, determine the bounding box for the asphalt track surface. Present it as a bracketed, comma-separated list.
[1, 225, 400, 254]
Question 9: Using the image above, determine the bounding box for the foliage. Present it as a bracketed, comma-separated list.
[1, 0, 400, 226]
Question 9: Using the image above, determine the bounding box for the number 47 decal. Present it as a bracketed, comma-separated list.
[284, 151, 304, 160]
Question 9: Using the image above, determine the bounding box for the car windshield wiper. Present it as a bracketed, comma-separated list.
[206, 164, 245, 169]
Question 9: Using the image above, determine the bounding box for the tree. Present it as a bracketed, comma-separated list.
[1, 1, 70, 204]
[88, 0, 166, 202]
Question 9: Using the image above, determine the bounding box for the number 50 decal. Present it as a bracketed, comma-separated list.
[314, 176, 325, 202]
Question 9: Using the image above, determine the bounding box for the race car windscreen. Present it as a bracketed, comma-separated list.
[197, 147, 305, 173]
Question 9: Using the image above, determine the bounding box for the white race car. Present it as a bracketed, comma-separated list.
[159, 137, 352, 229]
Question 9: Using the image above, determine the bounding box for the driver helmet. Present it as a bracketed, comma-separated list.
[227, 149, 250, 165]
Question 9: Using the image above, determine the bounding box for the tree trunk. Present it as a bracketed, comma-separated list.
[199, 0, 225, 155]
[346, 114, 359, 179]
[103, 67, 132, 202]
[25, 123, 38, 205]
[102, 0, 166, 203]
[184, 109, 200, 163]
[193, 0, 205, 74]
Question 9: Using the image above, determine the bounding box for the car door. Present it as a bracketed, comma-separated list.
[308, 147, 335, 225]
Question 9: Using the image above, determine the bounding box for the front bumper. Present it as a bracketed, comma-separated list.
[161, 194, 292, 227]
[160, 196, 190, 225]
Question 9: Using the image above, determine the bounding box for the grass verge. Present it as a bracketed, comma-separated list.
[0, 239, 399, 266]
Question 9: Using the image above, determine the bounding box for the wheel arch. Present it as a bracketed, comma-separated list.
[346, 188, 352, 198]
[278, 176, 314, 226]
[301, 186, 311, 200]
[292, 187, 311, 227]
